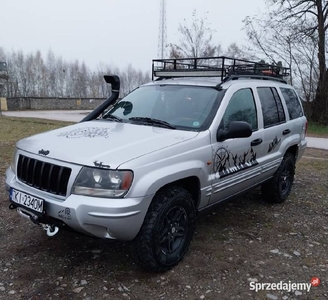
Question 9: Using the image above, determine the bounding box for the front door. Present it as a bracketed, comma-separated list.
[209, 88, 264, 204]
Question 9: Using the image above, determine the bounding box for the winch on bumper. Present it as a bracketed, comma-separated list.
[5, 167, 150, 241]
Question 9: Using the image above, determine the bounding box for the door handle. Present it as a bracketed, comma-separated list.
[283, 129, 291, 135]
[251, 138, 263, 146]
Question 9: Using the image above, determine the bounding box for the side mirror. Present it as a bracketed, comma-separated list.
[114, 101, 133, 115]
[217, 121, 252, 142]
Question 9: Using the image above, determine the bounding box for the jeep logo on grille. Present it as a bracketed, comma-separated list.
[38, 149, 50, 156]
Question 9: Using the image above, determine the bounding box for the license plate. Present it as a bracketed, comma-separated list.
[10, 188, 44, 213]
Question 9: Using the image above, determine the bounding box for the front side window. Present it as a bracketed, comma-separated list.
[221, 88, 258, 131]
[103, 85, 224, 131]
[257, 87, 286, 128]
[280, 88, 304, 120]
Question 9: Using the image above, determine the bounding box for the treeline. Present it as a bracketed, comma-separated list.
[0, 47, 150, 98]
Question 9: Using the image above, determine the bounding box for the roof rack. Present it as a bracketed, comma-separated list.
[152, 56, 290, 83]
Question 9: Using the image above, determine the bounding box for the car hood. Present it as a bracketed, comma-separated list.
[16, 121, 198, 169]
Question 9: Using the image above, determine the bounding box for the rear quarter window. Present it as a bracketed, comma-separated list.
[280, 88, 304, 120]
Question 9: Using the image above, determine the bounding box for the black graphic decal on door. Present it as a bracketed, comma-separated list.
[211, 146, 258, 179]
[268, 136, 281, 153]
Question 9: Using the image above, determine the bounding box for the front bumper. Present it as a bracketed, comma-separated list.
[5, 167, 151, 241]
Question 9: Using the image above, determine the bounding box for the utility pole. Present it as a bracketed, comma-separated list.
[158, 0, 167, 59]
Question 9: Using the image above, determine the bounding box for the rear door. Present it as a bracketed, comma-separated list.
[256, 86, 289, 178]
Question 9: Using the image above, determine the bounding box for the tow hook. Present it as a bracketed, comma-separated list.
[41, 224, 59, 237]
[15, 207, 60, 237]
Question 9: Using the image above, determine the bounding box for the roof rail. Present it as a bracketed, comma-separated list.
[222, 74, 288, 84]
[152, 56, 290, 82]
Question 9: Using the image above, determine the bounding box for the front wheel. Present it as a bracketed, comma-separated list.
[261, 152, 296, 203]
[134, 186, 196, 272]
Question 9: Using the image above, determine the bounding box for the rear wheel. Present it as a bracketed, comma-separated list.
[134, 186, 196, 272]
[261, 152, 296, 203]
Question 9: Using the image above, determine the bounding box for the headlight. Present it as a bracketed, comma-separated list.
[10, 148, 17, 172]
[72, 167, 133, 198]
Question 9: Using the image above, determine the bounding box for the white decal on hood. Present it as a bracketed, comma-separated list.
[58, 127, 111, 139]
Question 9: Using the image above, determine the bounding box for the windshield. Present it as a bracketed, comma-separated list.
[103, 85, 223, 131]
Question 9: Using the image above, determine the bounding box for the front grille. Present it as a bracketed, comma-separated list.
[17, 155, 71, 196]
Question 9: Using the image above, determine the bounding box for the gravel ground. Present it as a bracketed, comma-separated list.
[0, 148, 327, 300]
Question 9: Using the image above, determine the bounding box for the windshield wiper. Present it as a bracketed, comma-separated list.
[129, 117, 176, 129]
[103, 114, 123, 122]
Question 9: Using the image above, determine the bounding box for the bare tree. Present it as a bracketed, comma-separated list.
[263, 0, 328, 123]
[0, 47, 8, 98]
[292, 36, 319, 117]
[96, 63, 113, 98]
[244, 9, 320, 120]
[244, 16, 297, 83]
[224, 43, 250, 59]
[119, 64, 150, 97]
[169, 10, 222, 58]
[46, 50, 59, 97]
[55, 57, 68, 97]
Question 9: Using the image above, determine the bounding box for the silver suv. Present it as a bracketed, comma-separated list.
[5, 57, 307, 272]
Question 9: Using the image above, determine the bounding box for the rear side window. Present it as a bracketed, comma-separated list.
[257, 87, 286, 128]
[280, 88, 304, 119]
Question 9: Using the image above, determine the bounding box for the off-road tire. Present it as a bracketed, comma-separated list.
[134, 186, 196, 272]
[261, 152, 296, 203]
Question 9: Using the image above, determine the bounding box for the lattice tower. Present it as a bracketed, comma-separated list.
[157, 0, 167, 59]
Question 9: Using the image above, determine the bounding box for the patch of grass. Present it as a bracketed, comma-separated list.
[0, 116, 73, 174]
[0, 116, 73, 142]
[0, 144, 16, 174]
[307, 122, 328, 137]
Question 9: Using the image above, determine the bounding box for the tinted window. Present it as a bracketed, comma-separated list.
[257, 87, 286, 127]
[271, 88, 286, 122]
[221, 88, 257, 130]
[280, 88, 304, 119]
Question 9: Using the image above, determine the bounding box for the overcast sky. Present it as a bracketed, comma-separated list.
[1, 0, 265, 72]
